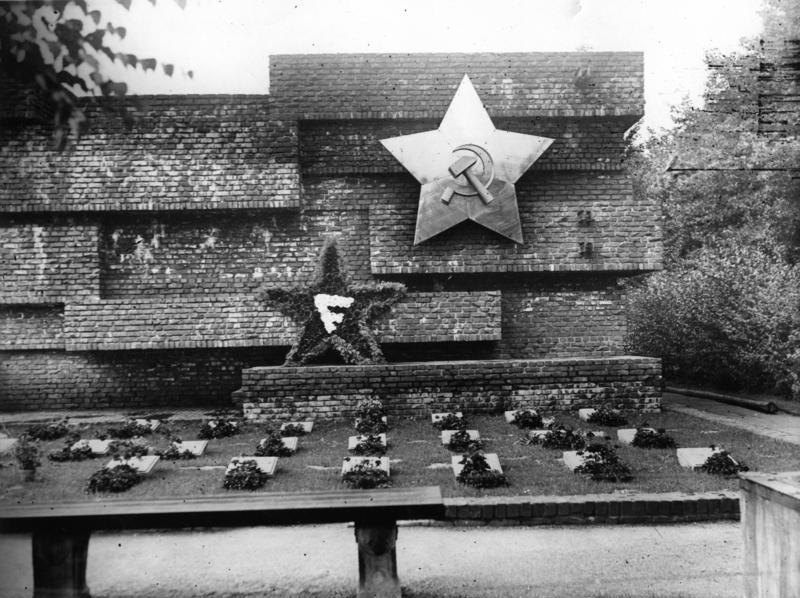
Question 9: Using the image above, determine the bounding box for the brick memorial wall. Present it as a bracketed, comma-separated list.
[1, 52, 664, 412]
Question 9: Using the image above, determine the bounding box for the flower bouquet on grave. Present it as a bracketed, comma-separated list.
[510, 409, 544, 429]
[536, 425, 587, 450]
[699, 447, 749, 476]
[446, 429, 483, 453]
[14, 435, 41, 481]
[433, 413, 467, 431]
[87, 464, 142, 493]
[631, 426, 676, 449]
[342, 457, 391, 489]
[108, 440, 150, 460]
[157, 439, 197, 460]
[354, 398, 389, 434]
[586, 406, 629, 427]
[455, 452, 507, 489]
[350, 434, 388, 456]
[255, 428, 294, 457]
[198, 418, 240, 439]
[224, 458, 269, 490]
[573, 443, 633, 482]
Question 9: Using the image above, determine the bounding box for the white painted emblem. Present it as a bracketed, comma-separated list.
[314, 293, 355, 333]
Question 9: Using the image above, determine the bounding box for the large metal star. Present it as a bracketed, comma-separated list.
[381, 75, 553, 244]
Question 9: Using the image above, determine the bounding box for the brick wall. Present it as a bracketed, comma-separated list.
[270, 53, 644, 119]
[62, 291, 501, 350]
[237, 356, 662, 421]
[0, 306, 64, 350]
[0, 222, 99, 303]
[0, 348, 282, 411]
[0, 96, 299, 213]
[368, 173, 662, 273]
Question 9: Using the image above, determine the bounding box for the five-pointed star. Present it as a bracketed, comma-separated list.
[263, 239, 405, 366]
[381, 75, 553, 244]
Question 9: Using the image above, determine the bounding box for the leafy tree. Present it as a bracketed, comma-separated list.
[0, 0, 188, 148]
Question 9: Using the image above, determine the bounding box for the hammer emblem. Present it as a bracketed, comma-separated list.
[441, 153, 494, 205]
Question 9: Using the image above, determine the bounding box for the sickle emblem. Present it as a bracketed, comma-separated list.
[441, 144, 496, 205]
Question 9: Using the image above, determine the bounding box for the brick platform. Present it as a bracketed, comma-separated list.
[236, 356, 661, 421]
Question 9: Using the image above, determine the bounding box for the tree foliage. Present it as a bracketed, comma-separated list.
[0, 0, 187, 148]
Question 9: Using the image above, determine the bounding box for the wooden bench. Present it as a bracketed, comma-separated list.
[0, 486, 444, 598]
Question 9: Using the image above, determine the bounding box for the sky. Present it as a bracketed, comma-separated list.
[74, 0, 764, 132]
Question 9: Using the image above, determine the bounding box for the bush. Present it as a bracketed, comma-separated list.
[26, 420, 69, 441]
[446, 429, 483, 453]
[456, 453, 507, 488]
[109, 440, 149, 459]
[158, 443, 197, 460]
[574, 444, 633, 482]
[627, 243, 800, 398]
[198, 419, 240, 439]
[631, 428, 677, 449]
[433, 413, 466, 431]
[700, 450, 749, 476]
[350, 434, 387, 456]
[224, 459, 268, 490]
[586, 407, 629, 427]
[87, 464, 142, 493]
[255, 429, 293, 457]
[342, 458, 391, 489]
[510, 410, 543, 429]
[354, 399, 388, 434]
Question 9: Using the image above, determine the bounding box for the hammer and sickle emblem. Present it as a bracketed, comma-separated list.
[440, 144, 495, 205]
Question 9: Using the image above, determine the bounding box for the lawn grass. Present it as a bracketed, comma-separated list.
[1, 410, 799, 503]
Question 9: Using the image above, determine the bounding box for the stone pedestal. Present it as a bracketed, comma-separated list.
[354, 521, 401, 598]
[32, 530, 91, 598]
[740, 471, 800, 598]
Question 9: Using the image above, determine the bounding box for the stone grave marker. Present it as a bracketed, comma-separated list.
[281, 421, 314, 434]
[0, 438, 19, 456]
[341, 456, 390, 476]
[562, 451, 587, 471]
[440, 430, 480, 445]
[431, 412, 462, 424]
[280, 437, 299, 452]
[451, 453, 502, 477]
[677, 447, 723, 470]
[527, 429, 550, 441]
[347, 433, 387, 450]
[173, 440, 208, 456]
[72, 439, 112, 455]
[578, 408, 596, 422]
[617, 428, 655, 445]
[107, 455, 160, 474]
[227, 456, 278, 476]
[134, 418, 160, 431]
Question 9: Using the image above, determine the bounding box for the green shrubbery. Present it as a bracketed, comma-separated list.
[627, 243, 800, 399]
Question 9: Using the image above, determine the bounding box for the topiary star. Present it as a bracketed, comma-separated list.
[260, 237, 406, 366]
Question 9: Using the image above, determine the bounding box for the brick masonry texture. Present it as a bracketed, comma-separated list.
[270, 53, 644, 119]
[368, 173, 662, 273]
[300, 118, 633, 174]
[0, 96, 299, 213]
[0, 221, 99, 303]
[63, 291, 501, 350]
[237, 356, 662, 421]
[0, 306, 64, 350]
[0, 348, 282, 411]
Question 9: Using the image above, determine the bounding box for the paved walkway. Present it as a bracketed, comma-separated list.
[0, 522, 742, 598]
[663, 392, 800, 446]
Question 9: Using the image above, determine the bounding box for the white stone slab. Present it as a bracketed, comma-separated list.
[134, 419, 160, 431]
[617, 428, 656, 445]
[106, 455, 160, 474]
[227, 456, 278, 476]
[441, 430, 480, 445]
[0, 438, 18, 455]
[281, 437, 298, 452]
[281, 421, 313, 434]
[583, 430, 607, 439]
[347, 434, 387, 450]
[563, 451, 588, 471]
[677, 447, 723, 470]
[451, 453, 502, 477]
[72, 439, 111, 455]
[431, 412, 462, 424]
[174, 440, 208, 456]
[341, 456, 390, 476]
[578, 408, 597, 422]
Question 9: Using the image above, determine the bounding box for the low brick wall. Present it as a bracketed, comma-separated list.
[237, 356, 661, 421]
